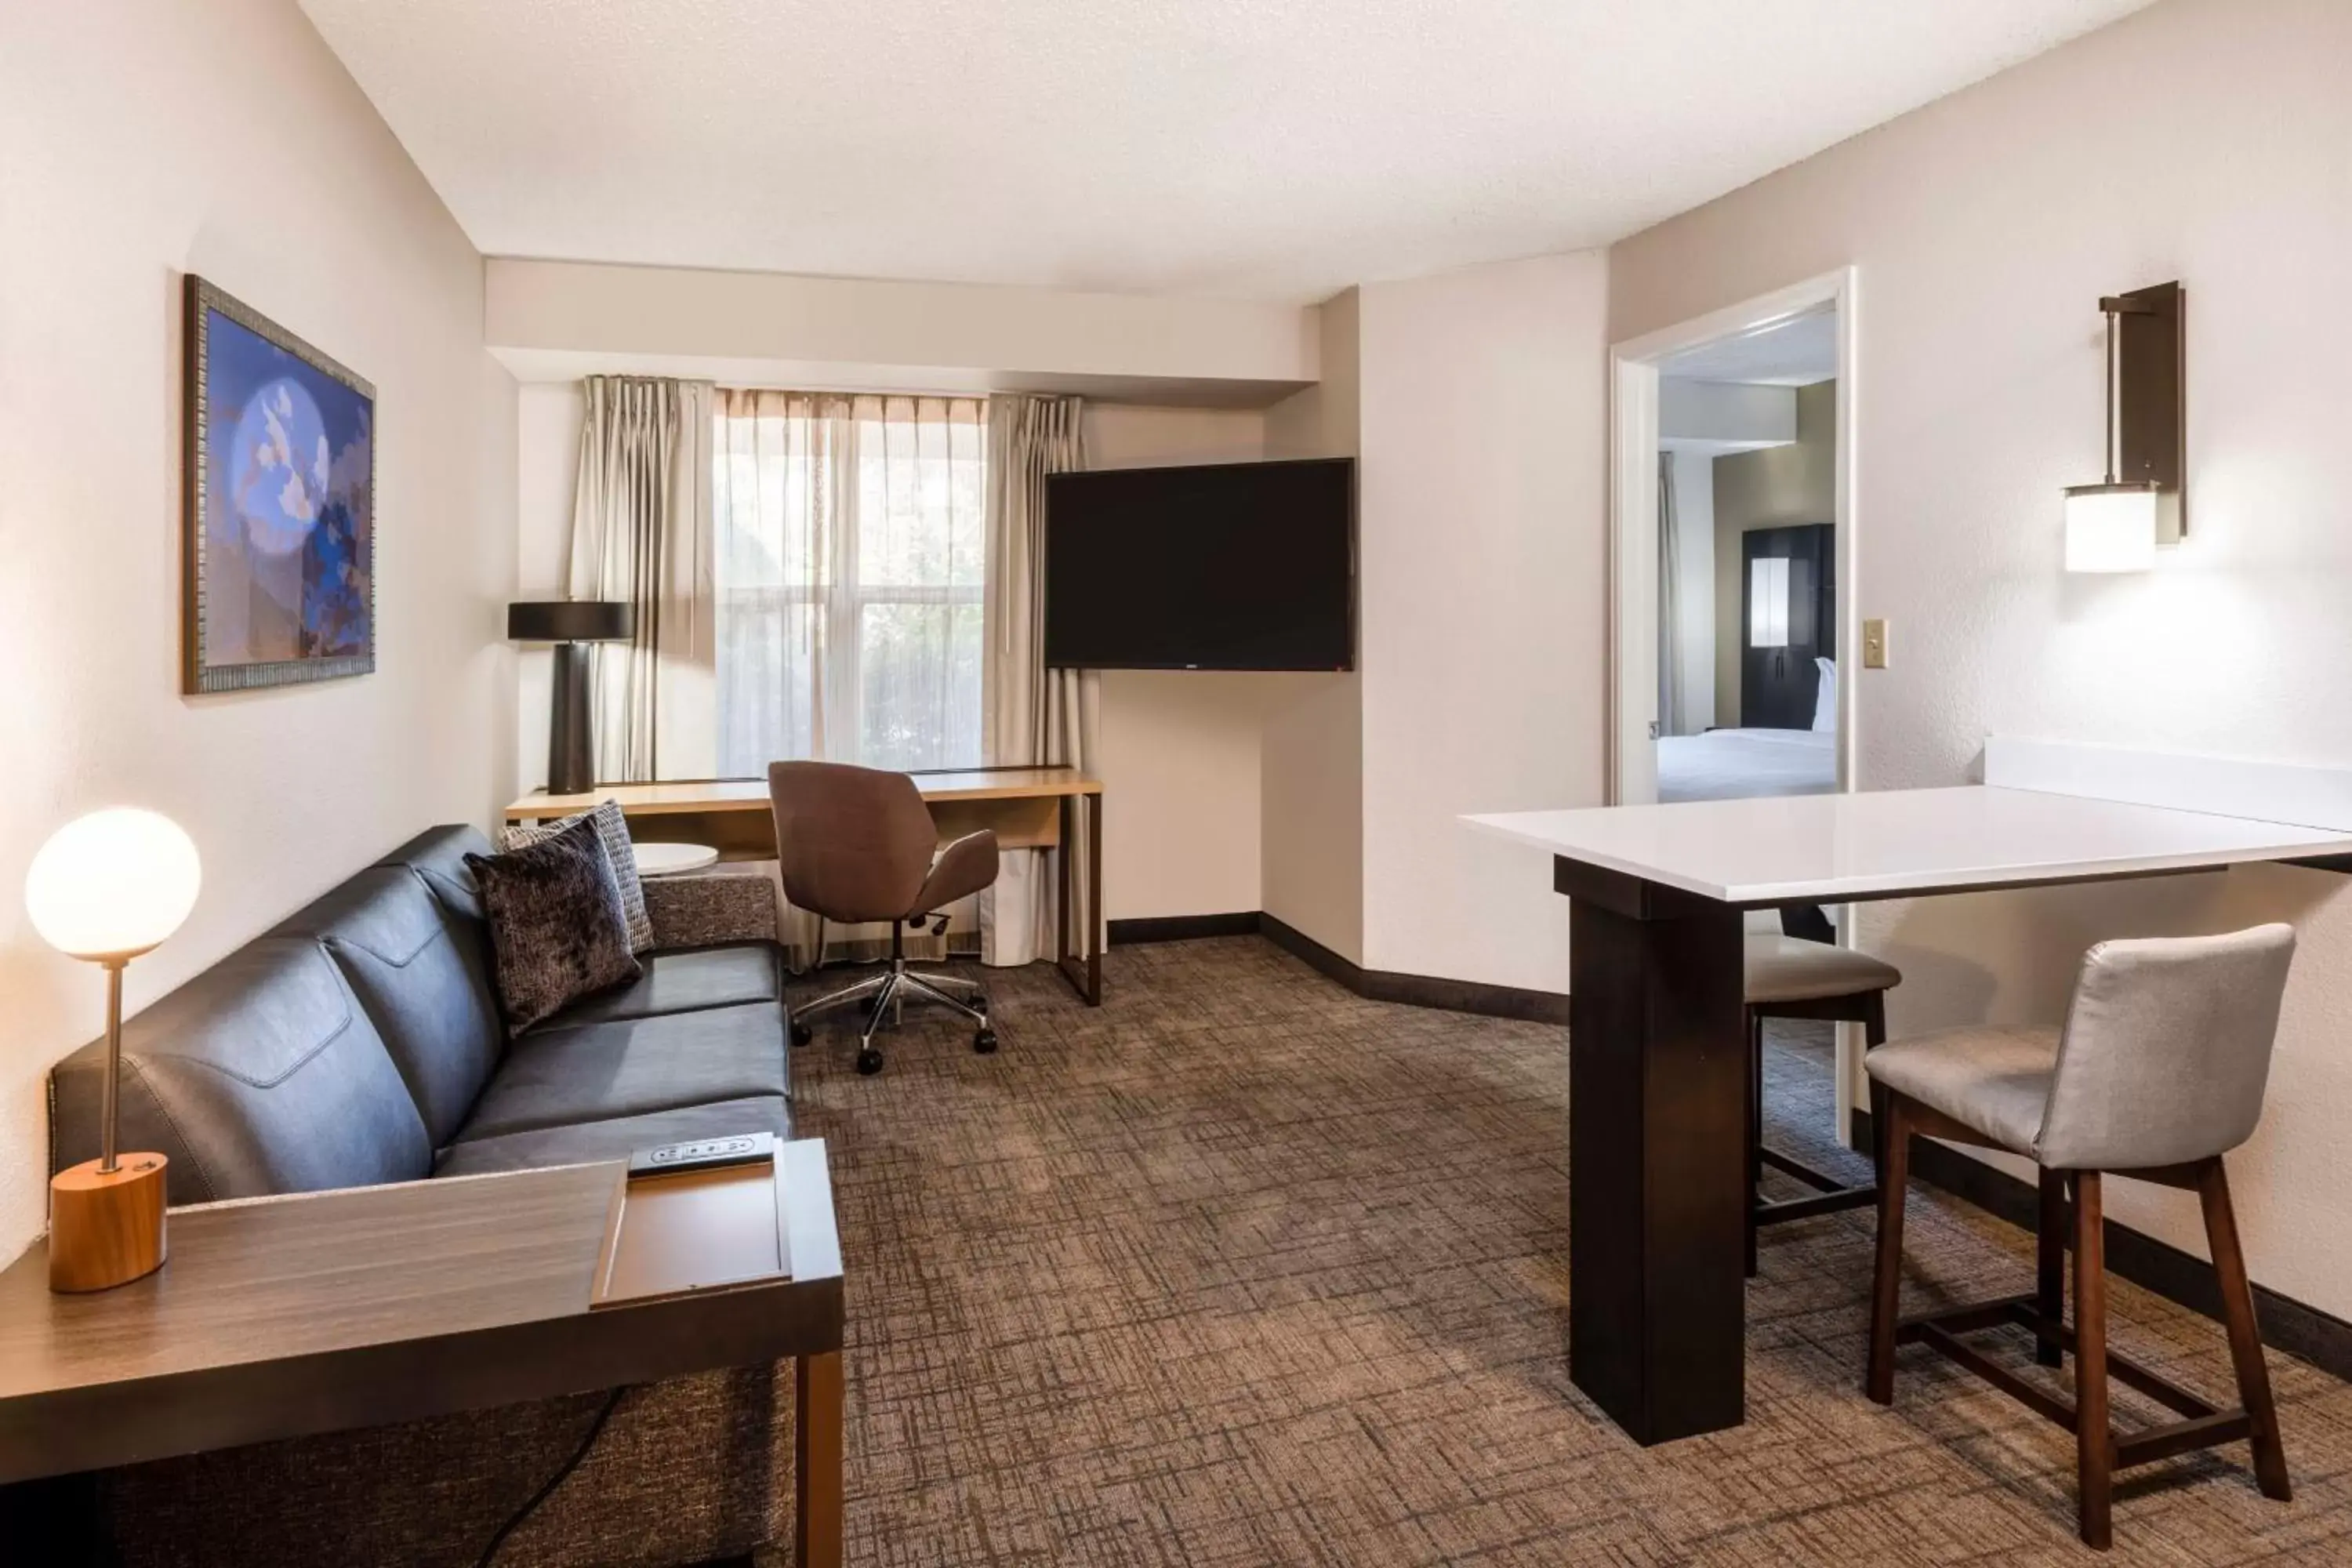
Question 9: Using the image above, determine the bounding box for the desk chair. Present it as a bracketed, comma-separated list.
[1744, 933, 1901, 1276]
[768, 761, 1000, 1076]
[1864, 924, 2296, 1550]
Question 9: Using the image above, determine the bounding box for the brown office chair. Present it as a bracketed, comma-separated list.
[769, 760, 1001, 1076]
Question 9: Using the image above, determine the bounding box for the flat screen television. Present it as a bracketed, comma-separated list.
[1043, 457, 1354, 670]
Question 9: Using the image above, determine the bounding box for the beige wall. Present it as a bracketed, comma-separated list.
[1356, 254, 1610, 989]
[1082, 405, 1306, 921]
[1261, 292, 1366, 960]
[0, 0, 515, 1262]
[1610, 0, 2352, 1314]
[1711, 379, 1837, 726]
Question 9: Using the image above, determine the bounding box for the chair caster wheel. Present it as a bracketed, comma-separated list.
[971, 993, 989, 1014]
[973, 1028, 999, 1054]
[790, 1020, 812, 1047]
[855, 1047, 884, 1076]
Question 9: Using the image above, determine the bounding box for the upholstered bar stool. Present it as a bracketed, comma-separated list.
[1864, 924, 2297, 1550]
[1743, 933, 1902, 1276]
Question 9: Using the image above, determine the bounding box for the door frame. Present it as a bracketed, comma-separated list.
[1604, 266, 1864, 1127]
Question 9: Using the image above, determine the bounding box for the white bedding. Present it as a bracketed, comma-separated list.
[1656, 727, 1836, 803]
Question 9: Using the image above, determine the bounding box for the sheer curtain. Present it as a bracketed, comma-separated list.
[713, 390, 987, 964]
[712, 391, 987, 775]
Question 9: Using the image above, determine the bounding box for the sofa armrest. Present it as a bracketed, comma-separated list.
[642, 873, 779, 951]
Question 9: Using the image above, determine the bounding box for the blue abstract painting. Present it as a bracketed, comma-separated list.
[186, 278, 374, 692]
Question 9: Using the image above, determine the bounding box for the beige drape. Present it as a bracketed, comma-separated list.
[568, 376, 716, 782]
[1657, 452, 1685, 737]
[980, 394, 1093, 967]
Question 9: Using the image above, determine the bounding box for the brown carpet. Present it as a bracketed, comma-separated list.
[784, 936, 2352, 1565]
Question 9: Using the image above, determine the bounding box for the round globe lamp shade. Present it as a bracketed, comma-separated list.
[26, 808, 202, 961]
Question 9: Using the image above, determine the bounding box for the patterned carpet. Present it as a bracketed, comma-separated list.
[782, 936, 2352, 1566]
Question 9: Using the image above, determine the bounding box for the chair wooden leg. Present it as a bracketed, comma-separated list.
[2036, 1167, 2067, 1369]
[2072, 1172, 2113, 1551]
[1745, 1010, 1763, 1279]
[2200, 1159, 2292, 1502]
[1866, 1094, 1910, 1404]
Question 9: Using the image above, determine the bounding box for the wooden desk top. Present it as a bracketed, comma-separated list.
[508, 766, 1102, 821]
[0, 1142, 843, 1484]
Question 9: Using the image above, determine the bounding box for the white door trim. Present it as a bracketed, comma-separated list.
[1605, 265, 1865, 1130]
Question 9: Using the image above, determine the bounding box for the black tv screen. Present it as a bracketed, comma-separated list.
[1043, 457, 1354, 670]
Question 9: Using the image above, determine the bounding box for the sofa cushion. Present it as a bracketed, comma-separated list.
[49, 938, 432, 1205]
[376, 824, 495, 923]
[271, 866, 503, 1145]
[432, 1095, 793, 1178]
[465, 818, 642, 1033]
[535, 946, 781, 1029]
[501, 800, 655, 953]
[452, 1002, 789, 1142]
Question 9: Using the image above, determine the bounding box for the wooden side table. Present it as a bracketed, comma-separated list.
[0, 1140, 845, 1565]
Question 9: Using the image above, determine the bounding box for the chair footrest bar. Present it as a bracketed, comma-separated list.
[1759, 1146, 1862, 1193]
[1896, 1294, 2243, 1462]
[1755, 1187, 1878, 1225]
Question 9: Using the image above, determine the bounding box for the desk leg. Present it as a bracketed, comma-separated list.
[793, 1350, 843, 1568]
[1563, 864, 1748, 1443]
[1054, 794, 1104, 1006]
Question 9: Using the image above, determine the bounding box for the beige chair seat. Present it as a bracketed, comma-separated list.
[1743, 934, 1903, 1004]
[1864, 1024, 2060, 1157]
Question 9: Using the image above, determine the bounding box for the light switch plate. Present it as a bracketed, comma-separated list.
[1861, 619, 1889, 669]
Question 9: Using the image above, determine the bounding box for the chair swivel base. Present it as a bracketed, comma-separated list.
[791, 944, 993, 1075]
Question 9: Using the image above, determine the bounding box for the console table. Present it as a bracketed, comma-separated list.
[0, 1140, 846, 1565]
[1467, 785, 2352, 1446]
[509, 767, 1107, 1005]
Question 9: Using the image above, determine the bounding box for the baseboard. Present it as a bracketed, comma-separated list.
[1851, 1109, 2352, 1382]
[1106, 912, 1261, 946]
[1257, 913, 1573, 1025]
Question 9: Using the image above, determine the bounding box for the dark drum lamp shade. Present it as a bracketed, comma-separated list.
[508, 601, 635, 796]
[508, 600, 634, 644]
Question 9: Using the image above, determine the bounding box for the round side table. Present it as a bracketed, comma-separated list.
[632, 841, 720, 877]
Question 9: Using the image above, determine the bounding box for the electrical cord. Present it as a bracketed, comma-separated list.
[474, 1385, 630, 1567]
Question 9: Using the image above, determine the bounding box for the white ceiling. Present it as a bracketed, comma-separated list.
[299, 0, 2154, 303]
[1658, 309, 1839, 387]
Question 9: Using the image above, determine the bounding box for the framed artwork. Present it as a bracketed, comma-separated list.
[183, 275, 376, 693]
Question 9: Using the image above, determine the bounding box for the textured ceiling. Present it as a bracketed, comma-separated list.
[300, 0, 2155, 302]
[1660, 309, 1839, 386]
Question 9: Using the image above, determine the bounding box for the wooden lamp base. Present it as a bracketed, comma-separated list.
[50, 1153, 169, 1293]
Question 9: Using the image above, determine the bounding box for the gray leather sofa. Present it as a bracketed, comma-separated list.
[44, 824, 802, 1568]
[49, 823, 793, 1193]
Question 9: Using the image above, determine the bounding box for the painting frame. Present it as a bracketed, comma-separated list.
[183, 274, 377, 694]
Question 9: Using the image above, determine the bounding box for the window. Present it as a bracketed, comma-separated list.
[713, 392, 987, 775]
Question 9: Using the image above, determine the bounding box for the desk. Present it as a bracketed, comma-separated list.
[0, 1142, 846, 1566]
[509, 768, 1106, 1005]
[1465, 786, 2352, 1446]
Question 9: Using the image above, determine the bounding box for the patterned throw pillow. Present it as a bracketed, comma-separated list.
[500, 798, 653, 953]
[464, 815, 642, 1033]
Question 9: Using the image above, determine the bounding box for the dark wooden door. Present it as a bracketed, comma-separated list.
[1738, 524, 1835, 731]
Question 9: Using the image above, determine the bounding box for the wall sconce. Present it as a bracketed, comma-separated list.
[1749, 557, 1790, 648]
[2064, 281, 2184, 573]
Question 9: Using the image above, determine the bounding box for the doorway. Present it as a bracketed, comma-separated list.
[1606, 268, 1863, 1124]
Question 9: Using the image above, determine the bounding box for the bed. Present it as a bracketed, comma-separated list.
[1656, 726, 1837, 802]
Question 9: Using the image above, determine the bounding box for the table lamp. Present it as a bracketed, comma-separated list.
[26, 808, 201, 1292]
[508, 600, 635, 795]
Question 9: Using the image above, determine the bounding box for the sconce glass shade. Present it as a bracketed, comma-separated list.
[1749, 557, 1791, 648]
[2064, 481, 2161, 573]
[25, 808, 201, 960]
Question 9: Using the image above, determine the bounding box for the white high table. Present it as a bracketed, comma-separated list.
[1465, 784, 2352, 1446]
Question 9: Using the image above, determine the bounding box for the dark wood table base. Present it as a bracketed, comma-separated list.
[1558, 857, 1750, 1444]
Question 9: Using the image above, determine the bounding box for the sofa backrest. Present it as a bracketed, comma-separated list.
[271, 862, 503, 1147]
[49, 937, 434, 1205]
